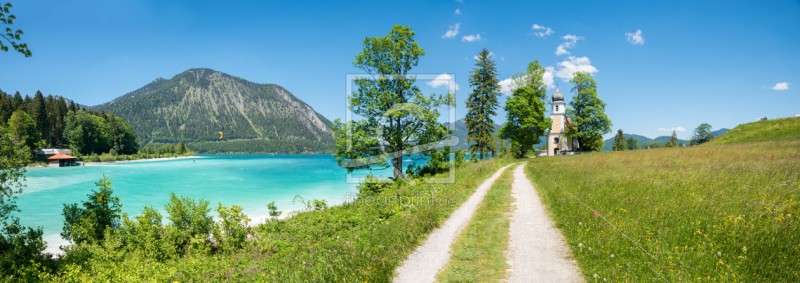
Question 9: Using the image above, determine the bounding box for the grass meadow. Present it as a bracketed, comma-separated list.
[525, 139, 799, 282]
[29, 157, 516, 282]
[437, 162, 516, 282]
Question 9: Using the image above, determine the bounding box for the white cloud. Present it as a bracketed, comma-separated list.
[544, 67, 555, 88]
[657, 127, 686, 132]
[554, 56, 598, 81]
[473, 51, 494, 61]
[501, 55, 505, 61]
[555, 34, 583, 55]
[456, 0, 463, 2]
[426, 73, 460, 91]
[454, 9, 461, 15]
[462, 34, 481, 42]
[625, 29, 645, 45]
[499, 77, 514, 95]
[498, 68, 556, 95]
[442, 23, 461, 39]
[772, 82, 791, 90]
[531, 24, 554, 38]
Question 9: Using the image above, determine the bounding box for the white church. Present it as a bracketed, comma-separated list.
[546, 88, 579, 156]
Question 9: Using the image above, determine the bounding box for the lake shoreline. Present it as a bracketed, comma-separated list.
[25, 155, 200, 168]
[83, 155, 200, 166]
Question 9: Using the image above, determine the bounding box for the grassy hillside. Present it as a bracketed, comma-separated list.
[706, 117, 799, 145]
[525, 138, 799, 281]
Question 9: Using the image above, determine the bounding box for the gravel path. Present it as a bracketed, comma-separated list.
[392, 163, 515, 283]
[506, 163, 583, 282]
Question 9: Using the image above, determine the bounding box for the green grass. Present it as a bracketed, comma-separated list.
[706, 116, 800, 145]
[524, 140, 800, 282]
[437, 163, 516, 282]
[26, 157, 517, 282]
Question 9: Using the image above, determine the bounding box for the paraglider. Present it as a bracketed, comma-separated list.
[217, 131, 223, 139]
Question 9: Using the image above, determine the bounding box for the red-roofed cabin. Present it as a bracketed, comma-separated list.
[48, 154, 77, 167]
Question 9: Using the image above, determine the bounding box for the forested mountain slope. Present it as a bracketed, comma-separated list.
[93, 68, 334, 145]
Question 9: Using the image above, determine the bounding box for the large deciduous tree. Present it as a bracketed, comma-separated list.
[499, 61, 551, 158]
[7, 109, 38, 153]
[465, 49, 501, 160]
[691, 123, 713, 145]
[332, 25, 452, 180]
[566, 72, 612, 151]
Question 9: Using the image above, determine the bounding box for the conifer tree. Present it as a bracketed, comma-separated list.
[178, 141, 187, 154]
[667, 130, 679, 147]
[465, 48, 501, 160]
[612, 129, 627, 151]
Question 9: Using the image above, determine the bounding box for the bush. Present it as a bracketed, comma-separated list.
[356, 176, 392, 195]
[454, 148, 466, 167]
[213, 203, 251, 250]
[99, 153, 115, 162]
[164, 193, 214, 241]
[61, 174, 122, 244]
[0, 218, 51, 275]
[510, 141, 522, 158]
[89, 153, 101, 162]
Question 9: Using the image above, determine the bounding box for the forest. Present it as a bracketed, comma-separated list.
[0, 89, 138, 155]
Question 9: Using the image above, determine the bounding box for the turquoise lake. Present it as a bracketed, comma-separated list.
[16, 154, 384, 254]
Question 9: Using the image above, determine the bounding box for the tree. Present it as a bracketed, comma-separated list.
[691, 123, 713, 145]
[465, 49, 501, 160]
[332, 25, 452, 180]
[498, 60, 550, 158]
[29, 91, 48, 142]
[0, 3, 31, 57]
[7, 110, 39, 153]
[626, 136, 639, 150]
[667, 130, 679, 147]
[178, 141, 187, 154]
[612, 129, 627, 151]
[566, 72, 612, 150]
[61, 174, 122, 243]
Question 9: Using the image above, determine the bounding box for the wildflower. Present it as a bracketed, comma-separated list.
[579, 222, 583, 225]
[593, 212, 598, 217]
[589, 247, 592, 251]
[610, 254, 614, 258]
[579, 243, 584, 248]
[593, 274, 599, 278]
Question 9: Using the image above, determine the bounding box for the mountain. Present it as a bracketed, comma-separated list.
[711, 128, 729, 137]
[444, 119, 546, 151]
[602, 134, 688, 151]
[93, 68, 334, 152]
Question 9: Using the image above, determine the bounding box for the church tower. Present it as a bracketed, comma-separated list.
[547, 88, 569, 156]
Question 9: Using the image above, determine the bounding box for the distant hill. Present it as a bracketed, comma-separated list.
[705, 117, 800, 145]
[93, 68, 334, 153]
[444, 119, 547, 152]
[601, 128, 730, 151]
[602, 134, 687, 151]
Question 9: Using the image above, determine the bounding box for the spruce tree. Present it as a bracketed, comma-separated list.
[668, 130, 679, 147]
[612, 129, 627, 151]
[465, 48, 501, 160]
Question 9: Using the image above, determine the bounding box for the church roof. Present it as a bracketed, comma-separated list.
[552, 87, 564, 102]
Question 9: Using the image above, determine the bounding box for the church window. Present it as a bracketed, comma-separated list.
[556, 105, 559, 111]
[554, 137, 560, 144]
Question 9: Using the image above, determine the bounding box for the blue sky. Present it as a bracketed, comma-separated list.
[1, 0, 798, 140]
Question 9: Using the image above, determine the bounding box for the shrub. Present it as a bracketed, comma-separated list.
[213, 203, 250, 250]
[99, 153, 115, 162]
[454, 148, 466, 167]
[164, 193, 214, 241]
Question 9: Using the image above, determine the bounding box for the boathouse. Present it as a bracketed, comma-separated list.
[48, 154, 77, 167]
